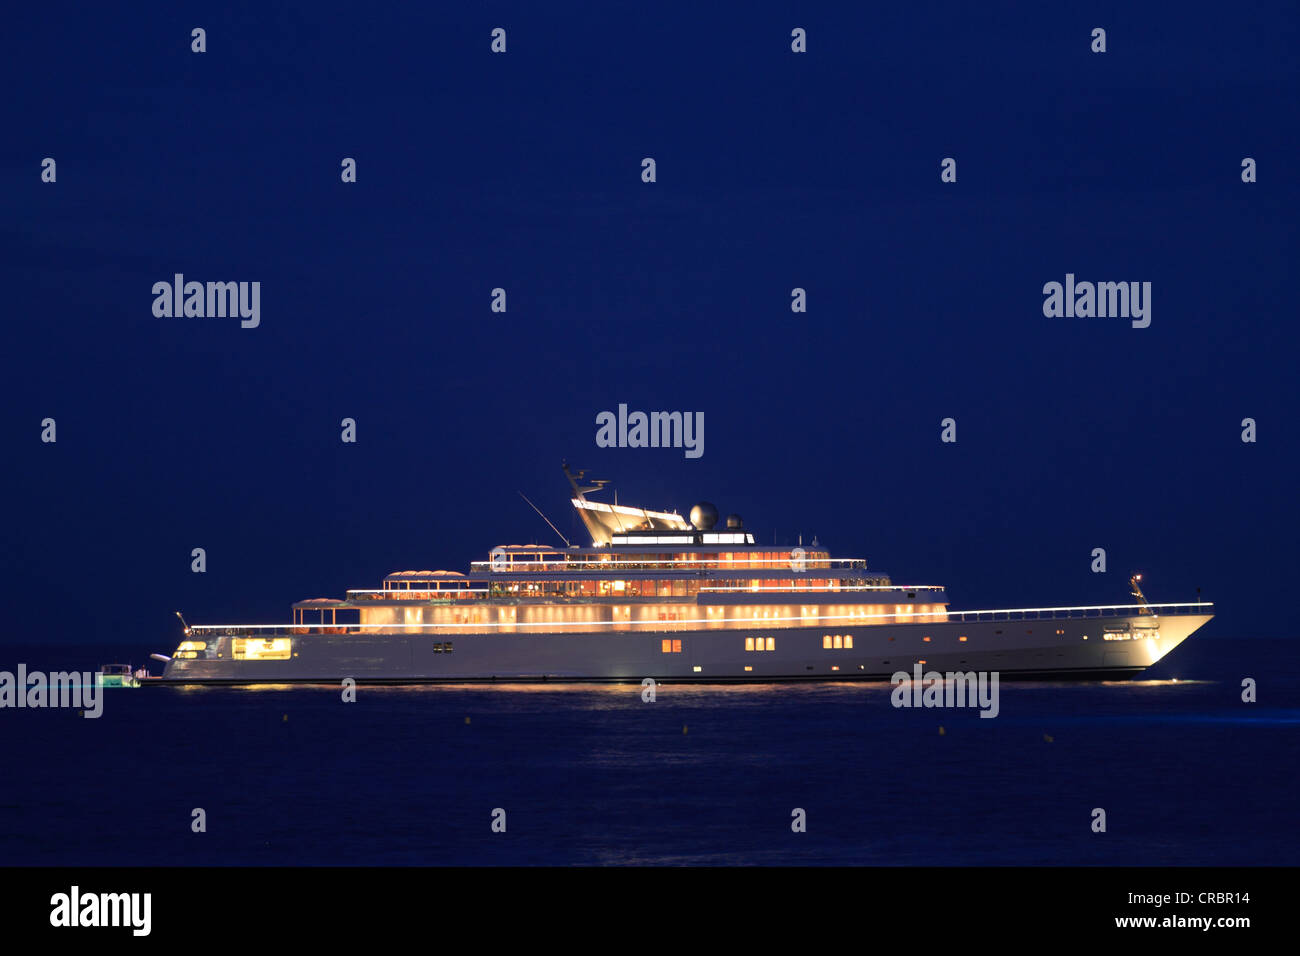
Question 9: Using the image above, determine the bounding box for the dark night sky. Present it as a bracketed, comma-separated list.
[3, 3, 1296, 645]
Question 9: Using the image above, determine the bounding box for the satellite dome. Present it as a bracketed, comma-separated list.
[689, 502, 719, 530]
[726, 514, 744, 529]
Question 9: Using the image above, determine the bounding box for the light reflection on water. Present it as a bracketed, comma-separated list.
[147, 676, 1300, 727]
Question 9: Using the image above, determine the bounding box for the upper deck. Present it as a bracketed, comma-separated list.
[290, 472, 946, 621]
[327, 541, 912, 603]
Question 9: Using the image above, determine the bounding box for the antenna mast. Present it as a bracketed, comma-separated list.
[1129, 574, 1151, 614]
[563, 460, 615, 544]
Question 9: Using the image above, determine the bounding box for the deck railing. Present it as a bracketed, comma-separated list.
[345, 589, 487, 602]
[943, 602, 1213, 623]
[467, 558, 868, 573]
[186, 601, 1212, 638]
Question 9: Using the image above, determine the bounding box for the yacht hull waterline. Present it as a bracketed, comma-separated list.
[159, 465, 1213, 685]
[161, 615, 1211, 684]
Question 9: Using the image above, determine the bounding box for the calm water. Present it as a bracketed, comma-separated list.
[1, 637, 1295, 866]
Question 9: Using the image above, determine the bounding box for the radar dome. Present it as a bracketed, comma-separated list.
[726, 514, 744, 529]
[689, 502, 719, 530]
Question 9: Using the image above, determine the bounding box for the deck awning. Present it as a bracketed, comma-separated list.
[383, 569, 467, 582]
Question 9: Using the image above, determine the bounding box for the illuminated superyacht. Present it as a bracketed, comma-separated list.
[157, 464, 1213, 683]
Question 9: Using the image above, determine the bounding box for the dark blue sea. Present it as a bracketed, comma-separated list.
[1, 637, 1295, 866]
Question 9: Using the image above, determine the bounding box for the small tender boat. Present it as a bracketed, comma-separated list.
[98, 664, 143, 688]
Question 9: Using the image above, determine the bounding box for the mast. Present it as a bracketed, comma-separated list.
[563, 461, 613, 545]
[1129, 573, 1151, 614]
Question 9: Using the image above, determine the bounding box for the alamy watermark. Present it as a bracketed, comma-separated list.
[0, 665, 102, 718]
[152, 274, 260, 328]
[891, 664, 1000, 718]
[50, 886, 150, 936]
[1042, 274, 1150, 328]
[595, 404, 703, 459]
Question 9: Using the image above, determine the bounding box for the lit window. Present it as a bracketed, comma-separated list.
[673, 640, 682, 653]
[845, 635, 853, 648]
[823, 635, 832, 649]
[922, 636, 931, 643]
[744, 665, 752, 672]
[831, 665, 839, 671]
[693, 665, 702, 673]
[661, 639, 672, 653]
[745, 637, 755, 651]
[832, 635, 842, 648]
[765, 637, 774, 651]
[232, 637, 292, 661]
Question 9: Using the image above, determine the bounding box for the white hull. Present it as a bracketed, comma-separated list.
[161, 611, 1211, 684]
